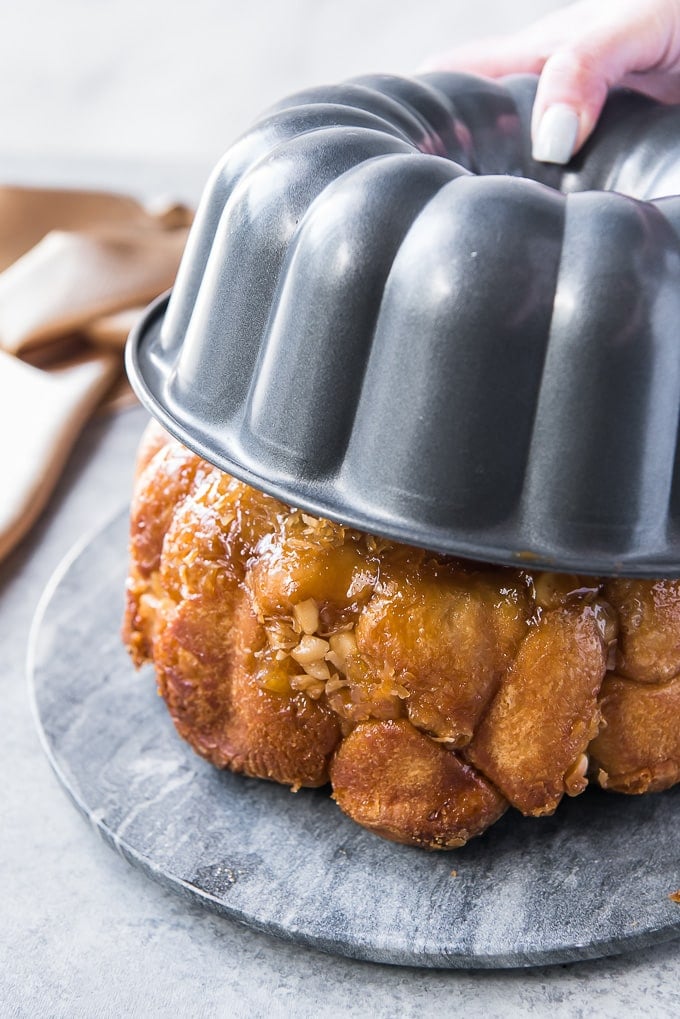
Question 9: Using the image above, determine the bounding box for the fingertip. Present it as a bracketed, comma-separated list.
[531, 47, 610, 162]
[532, 104, 580, 164]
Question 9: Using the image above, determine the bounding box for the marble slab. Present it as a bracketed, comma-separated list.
[28, 511, 680, 969]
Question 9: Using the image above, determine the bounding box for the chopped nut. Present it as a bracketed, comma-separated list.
[293, 598, 319, 635]
[564, 753, 589, 796]
[326, 630, 358, 671]
[330, 630, 358, 656]
[325, 674, 348, 694]
[325, 651, 344, 672]
[290, 674, 325, 699]
[291, 635, 330, 665]
[264, 618, 297, 651]
[303, 659, 331, 682]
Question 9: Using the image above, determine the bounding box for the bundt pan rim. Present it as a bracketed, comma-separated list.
[126, 71, 680, 578]
[127, 294, 680, 578]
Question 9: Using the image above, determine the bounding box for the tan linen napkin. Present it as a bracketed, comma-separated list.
[0, 186, 192, 565]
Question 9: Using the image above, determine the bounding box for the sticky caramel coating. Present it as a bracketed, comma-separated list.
[355, 559, 530, 746]
[466, 607, 606, 815]
[125, 433, 208, 664]
[330, 720, 507, 848]
[124, 424, 680, 850]
[604, 579, 680, 683]
[126, 458, 339, 788]
[590, 673, 680, 794]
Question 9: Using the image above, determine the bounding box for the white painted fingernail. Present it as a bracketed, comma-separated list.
[532, 104, 579, 164]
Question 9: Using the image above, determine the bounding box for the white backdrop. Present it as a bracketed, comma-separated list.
[1, 0, 569, 174]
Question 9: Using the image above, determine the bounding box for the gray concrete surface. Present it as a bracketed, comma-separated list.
[3, 1, 680, 1015]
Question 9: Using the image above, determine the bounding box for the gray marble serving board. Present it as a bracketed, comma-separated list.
[28, 510, 680, 969]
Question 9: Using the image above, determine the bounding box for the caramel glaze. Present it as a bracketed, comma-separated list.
[123, 422, 680, 850]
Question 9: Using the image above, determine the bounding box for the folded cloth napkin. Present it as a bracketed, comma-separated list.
[0, 186, 192, 564]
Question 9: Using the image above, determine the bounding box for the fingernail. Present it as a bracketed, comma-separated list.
[532, 104, 579, 164]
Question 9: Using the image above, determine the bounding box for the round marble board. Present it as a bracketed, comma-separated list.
[28, 511, 680, 969]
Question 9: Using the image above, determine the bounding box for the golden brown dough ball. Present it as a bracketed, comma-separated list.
[466, 606, 606, 815]
[590, 672, 680, 794]
[330, 719, 507, 848]
[604, 579, 680, 683]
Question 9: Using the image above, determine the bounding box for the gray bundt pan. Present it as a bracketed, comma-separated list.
[126, 72, 680, 576]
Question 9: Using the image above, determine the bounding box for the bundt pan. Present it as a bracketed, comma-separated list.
[126, 72, 680, 576]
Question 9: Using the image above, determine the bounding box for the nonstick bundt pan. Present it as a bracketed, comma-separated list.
[126, 72, 680, 577]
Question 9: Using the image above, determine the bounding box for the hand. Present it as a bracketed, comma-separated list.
[423, 0, 680, 163]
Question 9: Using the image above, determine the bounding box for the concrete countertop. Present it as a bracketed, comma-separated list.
[3, 1, 680, 1014]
